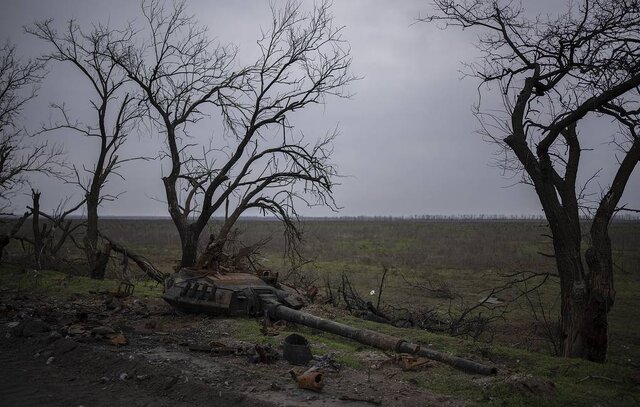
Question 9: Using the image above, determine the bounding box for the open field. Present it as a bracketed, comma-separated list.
[3, 217, 639, 358]
[1, 218, 639, 405]
[86, 218, 640, 359]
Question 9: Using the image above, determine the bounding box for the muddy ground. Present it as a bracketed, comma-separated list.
[0, 291, 467, 406]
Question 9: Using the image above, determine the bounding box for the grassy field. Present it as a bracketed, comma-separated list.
[4, 217, 640, 358]
[1, 217, 639, 405]
[3, 218, 640, 357]
[79, 218, 639, 360]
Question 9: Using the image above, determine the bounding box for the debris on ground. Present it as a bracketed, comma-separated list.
[283, 333, 313, 365]
[248, 343, 279, 364]
[310, 353, 341, 372]
[290, 367, 325, 392]
[383, 354, 433, 371]
[0, 288, 473, 406]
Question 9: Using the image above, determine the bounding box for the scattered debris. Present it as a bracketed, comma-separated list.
[260, 318, 286, 336]
[283, 333, 312, 365]
[290, 368, 324, 392]
[248, 343, 279, 364]
[116, 281, 135, 298]
[110, 334, 128, 346]
[310, 353, 341, 372]
[382, 354, 433, 371]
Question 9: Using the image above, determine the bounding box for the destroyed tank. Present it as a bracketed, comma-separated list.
[162, 268, 497, 376]
[163, 268, 304, 316]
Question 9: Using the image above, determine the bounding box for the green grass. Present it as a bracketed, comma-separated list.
[0, 263, 164, 298]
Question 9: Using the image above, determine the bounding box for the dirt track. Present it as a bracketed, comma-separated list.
[0, 292, 465, 407]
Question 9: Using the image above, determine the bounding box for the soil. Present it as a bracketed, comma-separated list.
[0, 291, 467, 406]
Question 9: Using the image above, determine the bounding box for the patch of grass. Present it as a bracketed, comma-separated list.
[0, 263, 163, 298]
[227, 317, 367, 369]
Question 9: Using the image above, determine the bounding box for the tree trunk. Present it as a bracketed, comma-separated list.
[31, 190, 43, 269]
[0, 211, 30, 265]
[555, 221, 614, 362]
[89, 245, 112, 280]
[85, 194, 110, 279]
[582, 217, 615, 362]
[179, 225, 202, 268]
[197, 209, 241, 268]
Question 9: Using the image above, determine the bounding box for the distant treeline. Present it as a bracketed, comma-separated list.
[298, 214, 640, 222]
[1, 214, 638, 222]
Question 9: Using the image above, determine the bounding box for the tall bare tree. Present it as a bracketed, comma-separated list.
[111, 0, 353, 267]
[423, 0, 640, 361]
[27, 21, 143, 279]
[0, 41, 61, 211]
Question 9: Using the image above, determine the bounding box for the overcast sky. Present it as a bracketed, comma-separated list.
[1, 0, 638, 217]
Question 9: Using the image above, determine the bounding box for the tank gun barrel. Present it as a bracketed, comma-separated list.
[263, 299, 497, 376]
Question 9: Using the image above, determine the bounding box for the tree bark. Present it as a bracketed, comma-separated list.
[31, 190, 43, 268]
[0, 211, 30, 264]
[84, 193, 111, 280]
[549, 215, 614, 362]
[178, 225, 202, 268]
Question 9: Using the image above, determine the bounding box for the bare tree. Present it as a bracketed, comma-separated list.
[423, 0, 640, 361]
[27, 189, 84, 270]
[27, 21, 143, 279]
[0, 41, 61, 211]
[111, 0, 353, 268]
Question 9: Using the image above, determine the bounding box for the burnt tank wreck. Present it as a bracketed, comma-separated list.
[162, 266, 497, 376]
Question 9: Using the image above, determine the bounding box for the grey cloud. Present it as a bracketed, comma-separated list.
[1, 0, 637, 217]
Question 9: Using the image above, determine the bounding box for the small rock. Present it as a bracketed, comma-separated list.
[46, 356, 55, 365]
[165, 376, 179, 390]
[49, 338, 78, 355]
[46, 331, 63, 344]
[92, 326, 116, 335]
[136, 375, 149, 381]
[119, 373, 128, 381]
[6, 321, 19, 328]
[66, 324, 86, 336]
[13, 319, 50, 337]
[110, 334, 128, 346]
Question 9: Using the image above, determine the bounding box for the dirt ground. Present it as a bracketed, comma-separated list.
[0, 291, 467, 407]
